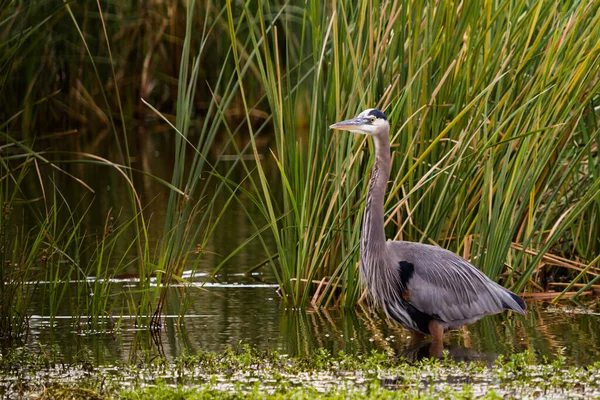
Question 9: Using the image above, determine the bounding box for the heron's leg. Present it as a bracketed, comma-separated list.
[462, 325, 471, 348]
[428, 320, 444, 342]
[428, 320, 445, 357]
[429, 319, 444, 343]
[428, 341, 444, 358]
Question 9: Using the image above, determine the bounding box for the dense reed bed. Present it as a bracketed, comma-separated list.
[1, 0, 599, 341]
[230, 0, 600, 306]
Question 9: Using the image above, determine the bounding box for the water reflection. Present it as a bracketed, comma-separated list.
[396, 341, 498, 364]
[20, 282, 600, 366]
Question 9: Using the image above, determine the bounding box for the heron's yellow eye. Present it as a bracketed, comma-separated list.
[370, 117, 376, 123]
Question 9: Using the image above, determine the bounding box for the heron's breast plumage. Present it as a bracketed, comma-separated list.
[359, 254, 428, 334]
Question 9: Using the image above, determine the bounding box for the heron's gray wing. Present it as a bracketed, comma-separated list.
[387, 241, 525, 323]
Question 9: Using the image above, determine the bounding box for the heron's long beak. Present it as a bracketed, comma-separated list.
[329, 117, 366, 131]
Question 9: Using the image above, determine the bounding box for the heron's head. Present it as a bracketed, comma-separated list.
[329, 108, 388, 136]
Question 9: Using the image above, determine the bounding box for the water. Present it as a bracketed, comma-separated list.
[21, 272, 600, 366]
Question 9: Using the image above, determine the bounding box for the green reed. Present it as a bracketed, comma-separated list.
[226, 0, 600, 306]
[145, 0, 264, 323]
[0, 0, 249, 335]
[0, 156, 37, 341]
[0, 152, 143, 339]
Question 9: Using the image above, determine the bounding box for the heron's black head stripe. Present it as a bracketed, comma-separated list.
[368, 109, 387, 121]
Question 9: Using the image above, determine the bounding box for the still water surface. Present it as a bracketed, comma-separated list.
[26, 274, 600, 366]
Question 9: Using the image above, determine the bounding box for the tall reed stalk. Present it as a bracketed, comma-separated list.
[146, 0, 268, 322]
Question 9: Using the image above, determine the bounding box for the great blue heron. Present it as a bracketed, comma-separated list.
[330, 108, 526, 347]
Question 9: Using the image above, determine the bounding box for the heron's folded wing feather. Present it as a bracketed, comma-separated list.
[389, 241, 516, 322]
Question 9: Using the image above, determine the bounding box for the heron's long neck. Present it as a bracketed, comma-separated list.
[361, 131, 391, 259]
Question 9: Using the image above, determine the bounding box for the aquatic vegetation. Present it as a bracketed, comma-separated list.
[0, 0, 247, 335]
[0, 161, 145, 341]
[1, 346, 599, 399]
[2, 6, 600, 400]
[232, 0, 600, 306]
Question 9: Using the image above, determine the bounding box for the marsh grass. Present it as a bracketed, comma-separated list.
[225, 0, 600, 306]
[0, 158, 146, 339]
[0, 0, 250, 336]
[0, 163, 38, 341]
